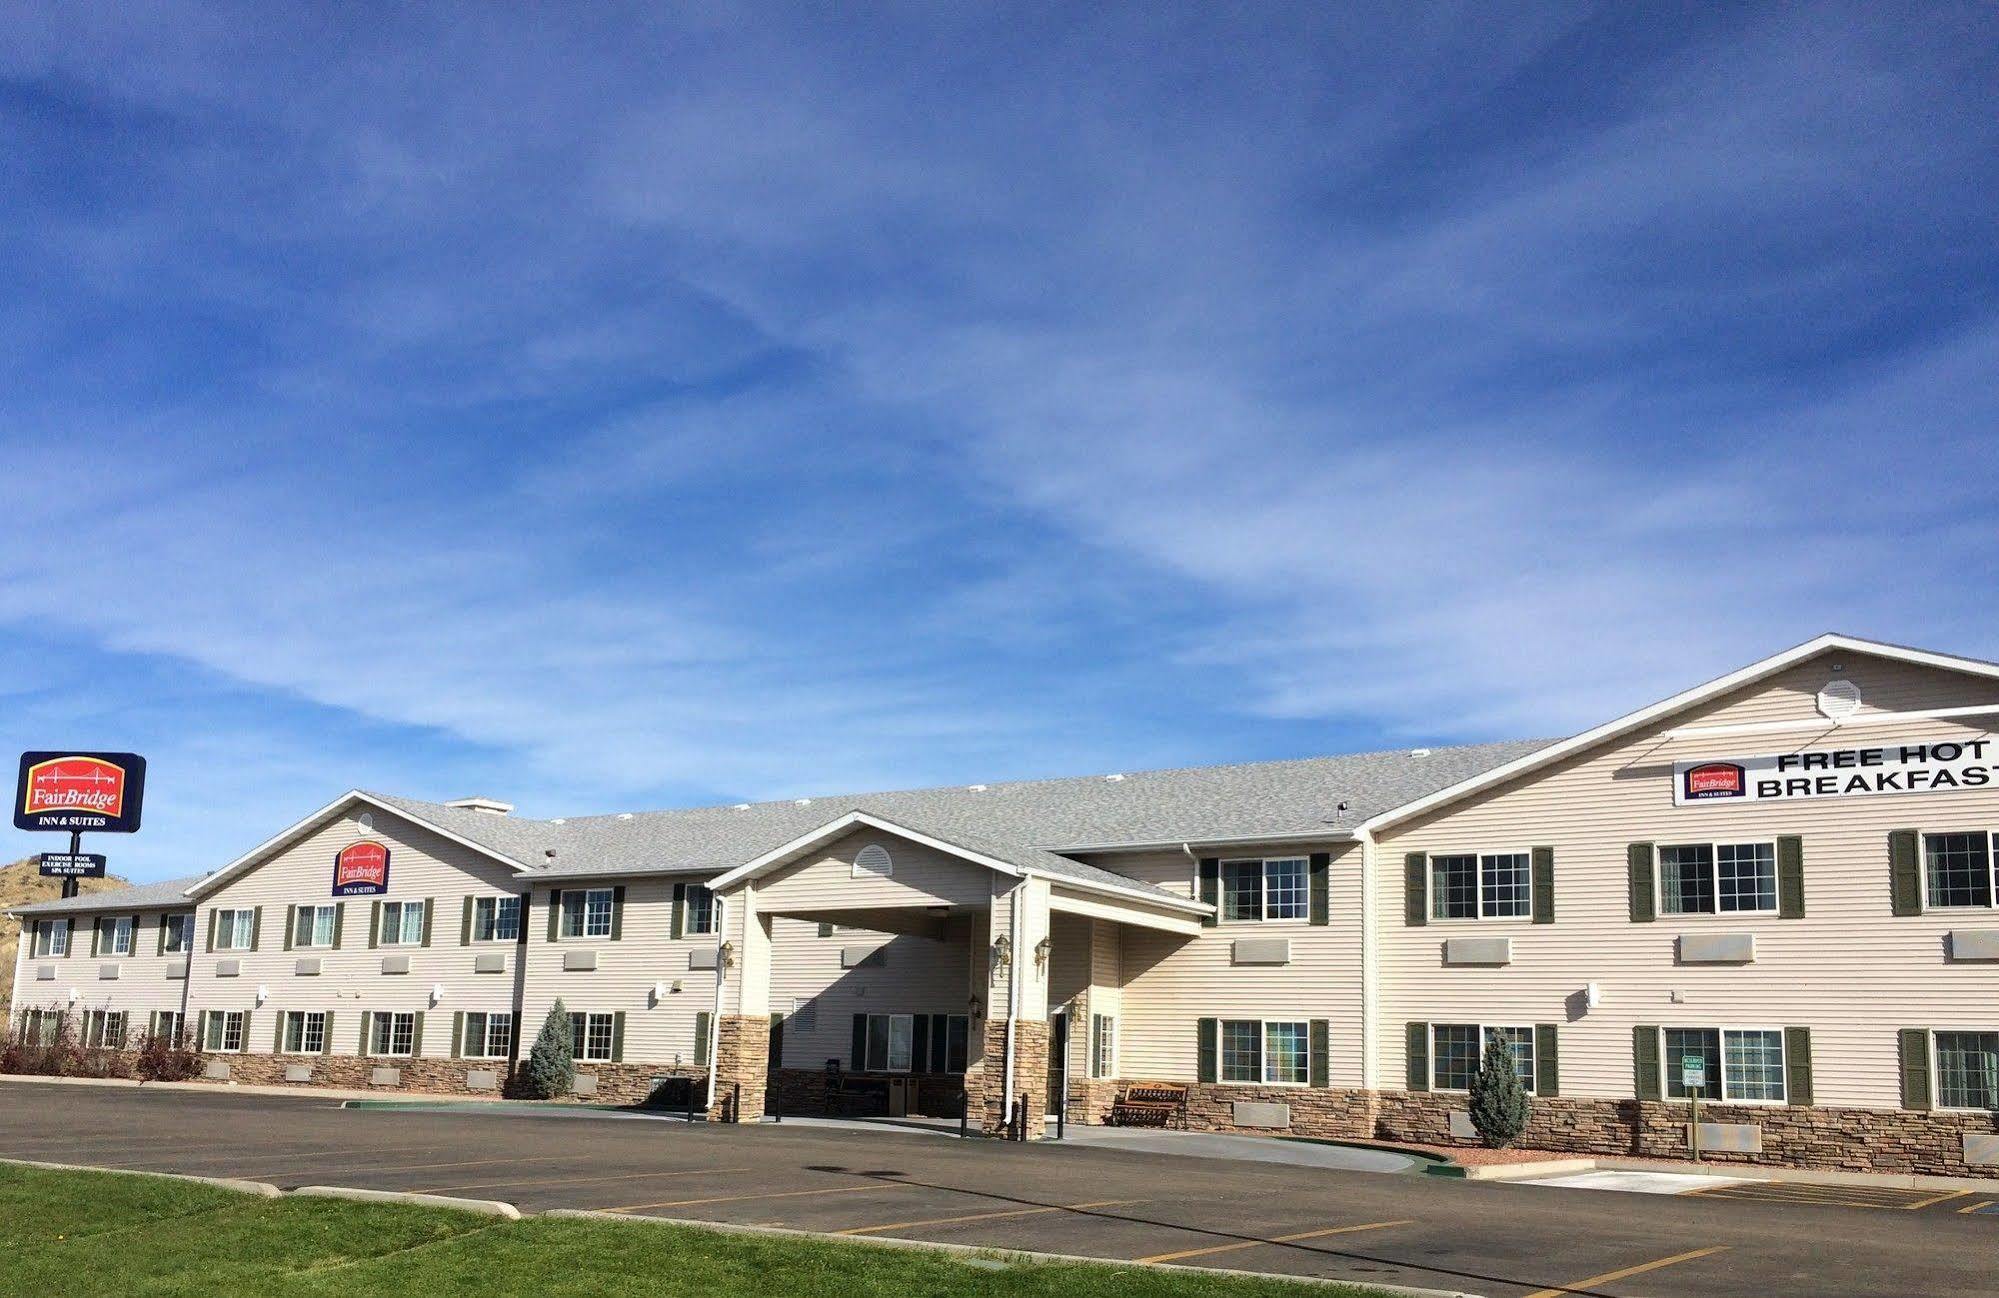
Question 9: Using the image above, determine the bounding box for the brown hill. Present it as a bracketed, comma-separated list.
[0, 858, 128, 1011]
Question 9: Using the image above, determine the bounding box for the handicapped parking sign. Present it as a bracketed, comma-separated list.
[1681, 1055, 1707, 1089]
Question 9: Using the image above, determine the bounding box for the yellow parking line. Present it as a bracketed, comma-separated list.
[834, 1199, 1140, 1236]
[1902, 1189, 1970, 1211]
[422, 1167, 748, 1193]
[286, 1154, 575, 1178]
[1958, 1199, 1994, 1215]
[94, 1145, 445, 1169]
[1133, 1218, 1412, 1265]
[1520, 1245, 1728, 1298]
[603, 1184, 885, 1213]
[1688, 1189, 1916, 1210]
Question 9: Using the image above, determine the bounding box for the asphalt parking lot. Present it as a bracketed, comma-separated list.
[1, 1080, 1992, 1297]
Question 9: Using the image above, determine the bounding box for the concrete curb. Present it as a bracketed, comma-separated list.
[0, 1155, 282, 1198]
[542, 1208, 1482, 1298]
[0, 1073, 521, 1105]
[1426, 1158, 1598, 1182]
[293, 1185, 522, 1219]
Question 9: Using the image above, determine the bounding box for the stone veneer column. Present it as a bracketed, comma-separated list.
[707, 1014, 771, 1122]
[975, 1017, 1051, 1137]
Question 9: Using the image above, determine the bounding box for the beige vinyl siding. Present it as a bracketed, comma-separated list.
[767, 915, 977, 1069]
[186, 808, 520, 1058]
[519, 875, 719, 1068]
[1075, 841, 1361, 1084]
[10, 907, 194, 1029]
[1377, 649, 1999, 1109]
[755, 828, 999, 911]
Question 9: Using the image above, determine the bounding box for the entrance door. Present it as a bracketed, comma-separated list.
[1046, 1011, 1068, 1115]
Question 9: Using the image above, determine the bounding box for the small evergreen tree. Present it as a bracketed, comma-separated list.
[1468, 1032, 1532, 1148]
[521, 999, 575, 1098]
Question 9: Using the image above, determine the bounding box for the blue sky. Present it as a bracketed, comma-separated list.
[3, 3, 1996, 882]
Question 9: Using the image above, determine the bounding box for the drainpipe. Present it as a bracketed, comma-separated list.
[1358, 828, 1378, 1090]
[704, 893, 727, 1116]
[1001, 881, 1023, 1135]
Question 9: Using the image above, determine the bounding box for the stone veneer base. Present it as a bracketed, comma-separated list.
[182, 1052, 705, 1104]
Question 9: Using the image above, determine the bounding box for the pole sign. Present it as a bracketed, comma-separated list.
[1674, 739, 1997, 806]
[1681, 1055, 1707, 1090]
[14, 752, 147, 832]
[38, 852, 108, 878]
[332, 840, 391, 897]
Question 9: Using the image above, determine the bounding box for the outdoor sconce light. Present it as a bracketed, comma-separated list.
[968, 995, 984, 1023]
[718, 940, 736, 969]
[1034, 936, 1052, 970]
[992, 935, 1012, 971]
[651, 981, 669, 1006]
[255, 985, 270, 1006]
[67, 987, 79, 1004]
[1583, 982, 1602, 1011]
[429, 983, 445, 1006]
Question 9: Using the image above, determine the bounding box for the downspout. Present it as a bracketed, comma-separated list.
[704, 892, 727, 1115]
[1001, 880, 1023, 1133]
[1358, 827, 1378, 1091]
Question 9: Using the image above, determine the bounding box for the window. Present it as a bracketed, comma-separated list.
[380, 900, 425, 946]
[1660, 842, 1776, 915]
[152, 1011, 184, 1044]
[472, 896, 521, 942]
[214, 908, 255, 950]
[1933, 1031, 1999, 1111]
[790, 997, 818, 1035]
[463, 1012, 514, 1059]
[570, 1011, 616, 1062]
[1220, 858, 1309, 922]
[1430, 1024, 1535, 1093]
[22, 1010, 57, 1045]
[562, 889, 614, 938]
[107, 916, 134, 956]
[32, 919, 67, 957]
[1218, 1019, 1310, 1084]
[1429, 852, 1531, 920]
[83, 1010, 127, 1049]
[293, 905, 337, 948]
[162, 913, 193, 954]
[205, 1011, 245, 1053]
[283, 1011, 327, 1054]
[1090, 1014, 1117, 1079]
[370, 1011, 416, 1057]
[683, 885, 718, 936]
[864, 1013, 915, 1072]
[1662, 1027, 1785, 1103]
[1923, 832, 1995, 909]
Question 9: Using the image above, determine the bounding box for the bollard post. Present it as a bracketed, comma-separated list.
[685, 1078, 696, 1124]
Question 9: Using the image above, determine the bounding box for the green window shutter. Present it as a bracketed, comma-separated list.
[610, 886, 625, 941]
[1403, 854, 1427, 927]
[250, 906, 263, 952]
[411, 1011, 425, 1057]
[546, 890, 562, 941]
[696, 1011, 713, 1067]
[1198, 859, 1219, 926]
[849, 1013, 866, 1069]
[516, 894, 530, 946]
[89, 920, 100, 958]
[1889, 830, 1922, 916]
[274, 1013, 287, 1054]
[451, 1011, 464, 1060]
[1784, 1026, 1813, 1105]
[1777, 836, 1805, 918]
[206, 910, 218, 953]
[1899, 1028, 1931, 1110]
[198, 1010, 210, 1048]
[321, 1012, 334, 1055]
[1531, 847, 1555, 924]
[611, 1011, 626, 1062]
[1308, 853, 1330, 926]
[283, 905, 296, 952]
[368, 901, 381, 950]
[1309, 1019, 1330, 1087]
[460, 897, 474, 946]
[1627, 843, 1656, 922]
[671, 883, 686, 940]
[155, 917, 167, 957]
[1534, 1024, 1559, 1096]
[332, 902, 345, 949]
[1633, 1025, 1661, 1101]
[817, 922, 833, 938]
[1196, 1017, 1218, 1084]
[359, 1011, 373, 1056]
[420, 898, 435, 948]
[1405, 1022, 1429, 1091]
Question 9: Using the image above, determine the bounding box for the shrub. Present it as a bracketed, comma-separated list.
[521, 999, 574, 1099]
[134, 1024, 203, 1082]
[1468, 1032, 1532, 1149]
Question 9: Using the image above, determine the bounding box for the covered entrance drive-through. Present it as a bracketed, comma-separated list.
[704, 810, 1208, 1137]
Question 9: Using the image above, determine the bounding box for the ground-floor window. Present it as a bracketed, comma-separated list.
[865, 1013, 914, 1072]
[464, 1012, 514, 1059]
[204, 1010, 245, 1053]
[151, 1011, 185, 1044]
[1219, 1019, 1309, 1085]
[1429, 1024, 1534, 1093]
[370, 1011, 416, 1057]
[1933, 1031, 1999, 1111]
[1663, 1027, 1785, 1102]
[283, 1011, 327, 1054]
[1090, 1014, 1117, 1079]
[21, 1010, 58, 1045]
[571, 1012, 616, 1062]
[82, 1010, 127, 1049]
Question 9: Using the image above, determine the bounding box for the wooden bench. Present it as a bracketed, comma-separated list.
[1108, 1082, 1188, 1129]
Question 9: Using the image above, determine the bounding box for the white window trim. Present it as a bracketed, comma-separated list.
[284, 1010, 327, 1054]
[463, 1011, 514, 1059]
[371, 1011, 417, 1058]
[1656, 840, 1781, 918]
[1657, 1024, 1789, 1106]
[215, 908, 254, 951]
[682, 884, 721, 937]
[1218, 857, 1312, 924]
[472, 896, 522, 943]
[1216, 1017, 1313, 1087]
[863, 1012, 917, 1073]
[153, 1011, 185, 1043]
[572, 1010, 615, 1062]
[1928, 1028, 1999, 1113]
[34, 919, 69, 958]
[1090, 1013, 1118, 1080]
[1917, 828, 1999, 913]
[1426, 848, 1535, 923]
[1427, 1022, 1536, 1093]
[561, 888, 615, 940]
[162, 913, 194, 954]
[379, 899, 427, 947]
[294, 904, 338, 949]
[108, 916, 134, 956]
[206, 1010, 246, 1054]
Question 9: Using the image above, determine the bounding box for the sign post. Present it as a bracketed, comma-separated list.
[1682, 1054, 1707, 1163]
[14, 752, 147, 899]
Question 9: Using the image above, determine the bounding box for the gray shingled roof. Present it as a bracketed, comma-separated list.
[9, 738, 1553, 917]
[10, 874, 207, 918]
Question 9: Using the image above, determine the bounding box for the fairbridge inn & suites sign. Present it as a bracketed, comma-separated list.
[1676, 738, 1998, 806]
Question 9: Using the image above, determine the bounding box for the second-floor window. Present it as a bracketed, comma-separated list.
[214, 908, 255, 951]
[1660, 842, 1776, 914]
[105, 916, 134, 956]
[162, 913, 193, 954]
[472, 896, 521, 942]
[380, 900, 426, 946]
[32, 919, 68, 957]
[1430, 852, 1530, 920]
[293, 905, 337, 948]
[684, 884, 718, 936]
[1924, 832, 1996, 909]
[1221, 858, 1308, 922]
[562, 889, 614, 939]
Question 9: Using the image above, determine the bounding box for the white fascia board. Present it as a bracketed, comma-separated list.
[184, 790, 535, 900]
[1041, 828, 1360, 854]
[1360, 633, 1999, 835]
[1032, 869, 1213, 915]
[707, 810, 1024, 892]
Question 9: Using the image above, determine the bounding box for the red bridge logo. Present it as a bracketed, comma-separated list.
[333, 840, 391, 896]
[22, 756, 128, 818]
[1683, 761, 1747, 800]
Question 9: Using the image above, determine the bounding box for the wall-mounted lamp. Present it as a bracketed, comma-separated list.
[968, 994, 984, 1023]
[1033, 936, 1052, 970]
[67, 987, 79, 1004]
[429, 983, 445, 1006]
[1583, 982, 1602, 1011]
[650, 981, 669, 1006]
[255, 984, 271, 1006]
[991, 935, 1012, 971]
[717, 940, 736, 970]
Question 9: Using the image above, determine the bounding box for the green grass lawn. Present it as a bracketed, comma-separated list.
[0, 1164, 1401, 1298]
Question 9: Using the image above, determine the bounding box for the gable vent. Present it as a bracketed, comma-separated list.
[853, 843, 893, 879]
[1817, 678, 1863, 721]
